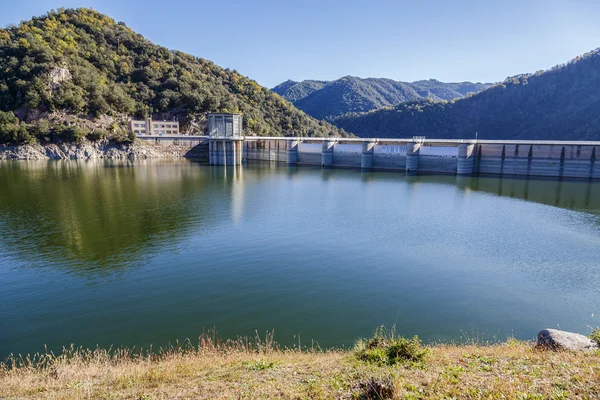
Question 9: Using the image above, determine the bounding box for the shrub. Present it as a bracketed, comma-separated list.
[87, 129, 109, 141]
[354, 326, 428, 366]
[55, 124, 87, 143]
[27, 119, 51, 140]
[590, 329, 600, 346]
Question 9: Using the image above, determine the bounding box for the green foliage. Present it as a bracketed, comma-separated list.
[334, 49, 600, 140]
[272, 79, 329, 103]
[54, 124, 86, 143]
[0, 8, 343, 143]
[244, 359, 275, 371]
[354, 326, 428, 366]
[0, 111, 34, 144]
[590, 329, 600, 346]
[86, 128, 109, 141]
[273, 77, 492, 120]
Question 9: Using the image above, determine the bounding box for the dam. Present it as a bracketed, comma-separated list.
[138, 135, 600, 180]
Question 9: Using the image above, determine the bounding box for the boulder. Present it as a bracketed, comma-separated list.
[537, 329, 599, 352]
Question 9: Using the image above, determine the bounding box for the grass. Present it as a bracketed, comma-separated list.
[1, 329, 599, 399]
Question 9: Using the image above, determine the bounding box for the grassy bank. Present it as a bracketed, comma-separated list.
[1, 330, 599, 399]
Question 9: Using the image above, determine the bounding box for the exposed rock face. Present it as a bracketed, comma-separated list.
[537, 329, 599, 352]
[0, 140, 206, 161]
[48, 65, 72, 89]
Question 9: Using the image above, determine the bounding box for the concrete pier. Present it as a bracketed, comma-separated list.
[457, 143, 475, 175]
[322, 140, 334, 167]
[361, 141, 375, 170]
[208, 139, 243, 166]
[287, 140, 299, 165]
[406, 142, 420, 173]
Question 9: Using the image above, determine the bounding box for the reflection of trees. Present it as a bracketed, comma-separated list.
[0, 160, 217, 276]
[2, 160, 598, 278]
[455, 175, 600, 214]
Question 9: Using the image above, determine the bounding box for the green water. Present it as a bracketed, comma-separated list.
[1, 160, 599, 358]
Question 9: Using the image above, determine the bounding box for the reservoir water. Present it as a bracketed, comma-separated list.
[1, 160, 599, 359]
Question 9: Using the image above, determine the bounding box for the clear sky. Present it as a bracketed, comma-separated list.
[2, 0, 600, 88]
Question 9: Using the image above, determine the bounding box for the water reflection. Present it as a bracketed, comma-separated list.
[1, 160, 600, 359]
[1, 161, 599, 279]
[455, 175, 600, 214]
[0, 160, 214, 276]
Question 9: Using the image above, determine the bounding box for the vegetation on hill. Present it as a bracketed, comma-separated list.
[0, 8, 342, 145]
[333, 49, 600, 140]
[1, 329, 599, 399]
[271, 79, 328, 103]
[272, 76, 492, 120]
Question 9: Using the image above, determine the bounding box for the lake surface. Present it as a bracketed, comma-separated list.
[1, 160, 599, 359]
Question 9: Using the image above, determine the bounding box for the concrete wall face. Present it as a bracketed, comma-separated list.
[137, 137, 209, 161]
[472, 144, 599, 179]
[191, 137, 600, 180]
[333, 144, 361, 167]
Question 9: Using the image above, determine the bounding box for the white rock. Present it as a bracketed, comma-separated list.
[537, 329, 599, 352]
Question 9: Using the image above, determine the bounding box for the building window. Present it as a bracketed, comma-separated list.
[160, 130, 165, 134]
[134, 123, 140, 128]
[140, 123, 146, 127]
[140, 130, 146, 134]
[134, 130, 139, 133]
[153, 124, 158, 128]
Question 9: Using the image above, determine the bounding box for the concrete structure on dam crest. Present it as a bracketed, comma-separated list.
[138, 124, 600, 180]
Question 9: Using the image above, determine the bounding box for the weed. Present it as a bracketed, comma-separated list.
[354, 326, 428, 366]
[245, 359, 275, 371]
[354, 377, 396, 400]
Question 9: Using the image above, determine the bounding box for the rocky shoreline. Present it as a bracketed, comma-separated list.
[0, 140, 203, 161]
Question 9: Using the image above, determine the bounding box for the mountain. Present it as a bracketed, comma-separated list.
[0, 8, 342, 144]
[333, 49, 600, 141]
[272, 77, 492, 120]
[271, 79, 328, 102]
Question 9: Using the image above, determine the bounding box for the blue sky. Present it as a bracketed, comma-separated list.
[2, 0, 600, 88]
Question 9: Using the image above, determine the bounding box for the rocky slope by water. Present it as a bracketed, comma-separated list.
[0, 140, 202, 161]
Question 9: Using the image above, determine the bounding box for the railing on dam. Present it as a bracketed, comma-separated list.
[137, 135, 600, 179]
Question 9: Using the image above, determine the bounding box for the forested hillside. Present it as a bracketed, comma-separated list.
[272, 77, 492, 120]
[0, 8, 342, 144]
[272, 80, 328, 103]
[333, 49, 600, 140]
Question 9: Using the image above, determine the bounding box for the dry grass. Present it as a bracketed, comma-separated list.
[1, 334, 599, 399]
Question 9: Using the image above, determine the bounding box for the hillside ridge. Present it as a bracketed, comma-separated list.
[332, 48, 600, 141]
[272, 76, 492, 120]
[0, 8, 343, 145]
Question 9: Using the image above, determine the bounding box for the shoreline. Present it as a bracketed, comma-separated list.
[1, 333, 599, 399]
[0, 140, 206, 161]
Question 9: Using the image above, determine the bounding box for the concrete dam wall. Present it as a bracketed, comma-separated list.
[138, 136, 209, 161]
[242, 138, 600, 180]
[139, 135, 600, 180]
